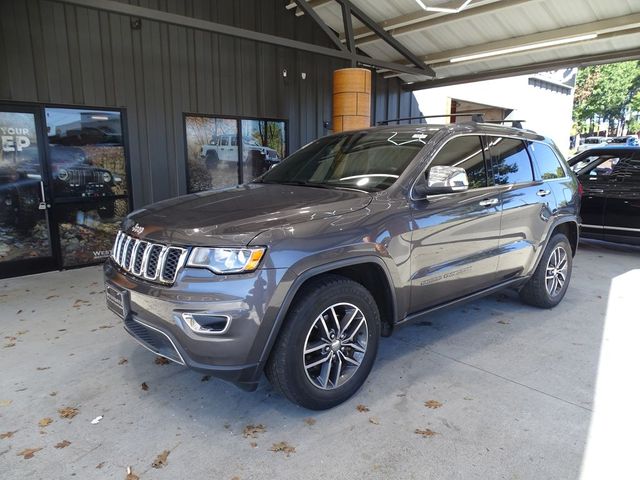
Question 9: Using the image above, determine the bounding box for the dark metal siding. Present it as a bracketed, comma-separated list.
[0, 0, 422, 207]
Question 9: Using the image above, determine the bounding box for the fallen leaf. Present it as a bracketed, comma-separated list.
[243, 424, 266, 438]
[38, 418, 53, 428]
[98, 325, 114, 329]
[1, 430, 17, 439]
[46, 295, 59, 300]
[463, 396, 473, 401]
[154, 356, 170, 365]
[58, 406, 79, 419]
[16, 330, 28, 335]
[303, 417, 316, 426]
[16, 309, 23, 314]
[17, 447, 42, 459]
[250, 442, 257, 448]
[49, 392, 57, 397]
[118, 358, 128, 365]
[152, 449, 170, 469]
[125, 466, 139, 480]
[201, 375, 211, 382]
[415, 428, 438, 438]
[96, 462, 105, 469]
[54, 440, 71, 449]
[497, 320, 510, 325]
[270, 441, 295, 456]
[356, 404, 370, 412]
[0, 400, 12, 407]
[369, 417, 380, 425]
[36, 367, 50, 371]
[223, 423, 231, 429]
[424, 400, 443, 409]
[141, 382, 149, 391]
[4, 342, 16, 348]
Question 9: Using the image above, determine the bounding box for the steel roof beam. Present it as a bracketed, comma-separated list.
[404, 47, 640, 90]
[293, 0, 347, 53]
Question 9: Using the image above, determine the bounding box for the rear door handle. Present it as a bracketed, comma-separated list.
[479, 198, 499, 207]
[536, 189, 551, 197]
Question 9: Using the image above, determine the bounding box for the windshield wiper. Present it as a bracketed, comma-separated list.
[262, 180, 334, 189]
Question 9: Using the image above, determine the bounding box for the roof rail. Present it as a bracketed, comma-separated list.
[484, 119, 526, 129]
[377, 112, 487, 125]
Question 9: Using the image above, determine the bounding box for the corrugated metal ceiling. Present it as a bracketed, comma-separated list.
[294, 0, 640, 87]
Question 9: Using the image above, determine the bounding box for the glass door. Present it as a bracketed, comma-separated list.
[44, 107, 130, 268]
[0, 105, 57, 278]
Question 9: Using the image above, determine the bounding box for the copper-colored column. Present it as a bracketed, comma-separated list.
[332, 68, 371, 132]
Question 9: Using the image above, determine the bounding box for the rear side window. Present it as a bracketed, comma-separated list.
[530, 143, 566, 180]
[429, 135, 488, 189]
[488, 137, 533, 184]
[573, 154, 631, 179]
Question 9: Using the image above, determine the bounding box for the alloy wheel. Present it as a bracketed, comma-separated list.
[302, 302, 368, 390]
[545, 245, 568, 297]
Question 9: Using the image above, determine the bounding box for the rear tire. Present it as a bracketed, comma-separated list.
[519, 233, 572, 308]
[265, 274, 380, 410]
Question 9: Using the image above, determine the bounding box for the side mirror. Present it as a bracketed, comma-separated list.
[413, 165, 469, 198]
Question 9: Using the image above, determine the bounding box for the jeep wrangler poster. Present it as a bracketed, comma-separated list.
[45, 108, 129, 268]
[185, 115, 286, 194]
[0, 111, 52, 264]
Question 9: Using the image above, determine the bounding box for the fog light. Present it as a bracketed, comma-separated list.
[182, 313, 230, 335]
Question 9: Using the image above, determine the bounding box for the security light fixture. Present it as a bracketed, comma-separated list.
[450, 34, 599, 63]
[415, 0, 472, 13]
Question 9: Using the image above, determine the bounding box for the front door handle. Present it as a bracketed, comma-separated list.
[536, 189, 551, 197]
[479, 198, 499, 207]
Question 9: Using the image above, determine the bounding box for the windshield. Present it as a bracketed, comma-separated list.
[257, 130, 431, 192]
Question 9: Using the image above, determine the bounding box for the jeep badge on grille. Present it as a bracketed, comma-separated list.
[131, 223, 144, 235]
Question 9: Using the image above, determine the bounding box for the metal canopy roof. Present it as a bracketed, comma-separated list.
[291, 0, 640, 89]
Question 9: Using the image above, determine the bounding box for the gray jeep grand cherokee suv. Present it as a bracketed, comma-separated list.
[104, 123, 580, 410]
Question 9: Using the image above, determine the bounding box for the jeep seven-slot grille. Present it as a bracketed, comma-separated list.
[111, 231, 188, 284]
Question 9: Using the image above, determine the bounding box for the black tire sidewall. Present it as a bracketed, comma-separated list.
[281, 279, 380, 409]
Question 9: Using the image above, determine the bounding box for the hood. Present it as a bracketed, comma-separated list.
[124, 183, 372, 246]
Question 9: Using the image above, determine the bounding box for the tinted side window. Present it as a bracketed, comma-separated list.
[574, 155, 630, 179]
[429, 136, 488, 189]
[488, 137, 533, 184]
[612, 157, 640, 182]
[530, 143, 565, 179]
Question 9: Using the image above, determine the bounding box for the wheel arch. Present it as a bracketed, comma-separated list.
[257, 256, 398, 371]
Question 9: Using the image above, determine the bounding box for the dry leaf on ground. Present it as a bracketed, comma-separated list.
[369, 417, 380, 425]
[151, 450, 170, 469]
[243, 424, 266, 438]
[1, 430, 17, 439]
[96, 462, 105, 469]
[424, 400, 443, 409]
[58, 407, 79, 419]
[356, 404, 370, 412]
[0, 400, 13, 407]
[303, 417, 316, 426]
[54, 440, 71, 449]
[36, 367, 50, 371]
[125, 466, 139, 480]
[141, 382, 149, 391]
[415, 428, 438, 438]
[270, 441, 295, 456]
[17, 447, 42, 459]
[154, 356, 170, 365]
[497, 320, 510, 325]
[201, 375, 211, 382]
[250, 442, 257, 448]
[118, 358, 128, 365]
[38, 418, 53, 427]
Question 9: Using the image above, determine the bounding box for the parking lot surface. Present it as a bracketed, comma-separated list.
[1, 241, 639, 479]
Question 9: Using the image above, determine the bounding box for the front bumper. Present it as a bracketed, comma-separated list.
[103, 259, 286, 390]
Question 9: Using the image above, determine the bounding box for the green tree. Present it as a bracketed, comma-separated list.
[573, 61, 640, 135]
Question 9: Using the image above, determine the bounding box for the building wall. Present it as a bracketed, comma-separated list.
[414, 73, 575, 155]
[0, 0, 421, 208]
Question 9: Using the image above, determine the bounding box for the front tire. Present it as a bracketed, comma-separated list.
[265, 275, 380, 410]
[519, 233, 573, 308]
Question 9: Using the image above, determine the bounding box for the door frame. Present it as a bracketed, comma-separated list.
[0, 100, 133, 278]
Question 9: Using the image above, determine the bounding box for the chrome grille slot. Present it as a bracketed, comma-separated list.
[110, 231, 188, 285]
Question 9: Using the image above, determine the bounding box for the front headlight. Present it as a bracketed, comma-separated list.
[187, 247, 266, 274]
[102, 171, 112, 183]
